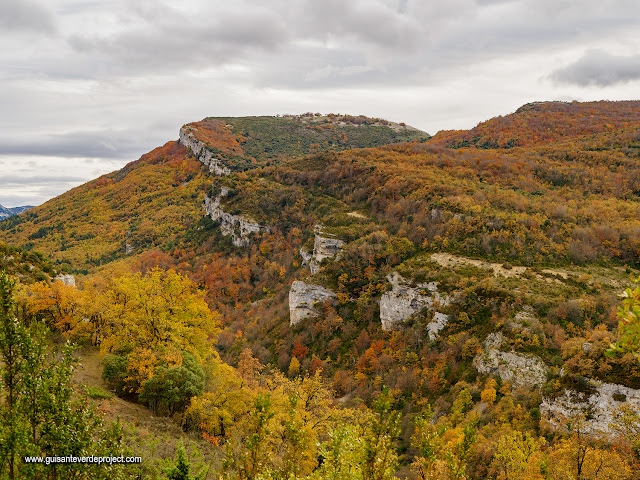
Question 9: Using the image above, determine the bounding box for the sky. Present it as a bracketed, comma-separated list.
[1, 0, 640, 207]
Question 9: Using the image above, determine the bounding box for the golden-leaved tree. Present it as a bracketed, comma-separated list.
[95, 268, 220, 400]
[98, 268, 219, 361]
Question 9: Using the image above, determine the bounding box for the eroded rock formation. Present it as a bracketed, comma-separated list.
[541, 381, 640, 436]
[300, 225, 345, 274]
[380, 273, 450, 331]
[204, 189, 267, 247]
[179, 126, 232, 176]
[54, 274, 76, 287]
[289, 280, 336, 325]
[427, 312, 450, 341]
[473, 332, 548, 388]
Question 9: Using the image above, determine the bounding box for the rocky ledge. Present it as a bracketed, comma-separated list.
[473, 332, 548, 388]
[541, 380, 640, 436]
[179, 126, 231, 176]
[300, 225, 345, 274]
[204, 189, 267, 247]
[54, 274, 76, 287]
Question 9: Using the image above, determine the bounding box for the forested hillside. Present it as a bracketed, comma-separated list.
[429, 100, 640, 148]
[3, 103, 640, 479]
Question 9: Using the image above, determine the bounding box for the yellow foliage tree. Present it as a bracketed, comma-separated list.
[98, 268, 220, 363]
[20, 279, 81, 332]
[481, 378, 497, 407]
[492, 430, 545, 480]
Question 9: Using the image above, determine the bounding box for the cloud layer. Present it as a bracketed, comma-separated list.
[551, 49, 640, 86]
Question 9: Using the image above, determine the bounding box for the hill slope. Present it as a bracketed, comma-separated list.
[0, 115, 428, 272]
[429, 100, 640, 148]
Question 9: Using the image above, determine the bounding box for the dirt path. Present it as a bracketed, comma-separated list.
[430, 252, 527, 277]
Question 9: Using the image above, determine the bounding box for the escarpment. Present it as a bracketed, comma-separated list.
[179, 126, 231, 176]
[204, 189, 268, 247]
[542, 381, 640, 436]
[300, 225, 345, 274]
[473, 332, 548, 388]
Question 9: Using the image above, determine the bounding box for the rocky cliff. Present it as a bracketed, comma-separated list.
[541, 381, 640, 435]
[179, 126, 231, 176]
[300, 225, 345, 274]
[473, 332, 548, 388]
[289, 280, 336, 325]
[204, 189, 267, 247]
[380, 273, 450, 331]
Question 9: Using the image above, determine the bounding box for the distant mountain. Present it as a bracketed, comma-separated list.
[0, 204, 33, 220]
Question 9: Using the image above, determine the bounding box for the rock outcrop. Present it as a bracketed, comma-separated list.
[473, 332, 548, 388]
[204, 189, 267, 247]
[541, 381, 640, 436]
[380, 273, 450, 331]
[427, 312, 450, 341]
[289, 280, 336, 325]
[179, 126, 231, 176]
[54, 274, 76, 287]
[300, 225, 345, 274]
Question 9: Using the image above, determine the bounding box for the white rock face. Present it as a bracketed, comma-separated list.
[541, 381, 640, 436]
[473, 332, 548, 388]
[299, 249, 313, 265]
[179, 126, 231, 176]
[301, 225, 346, 274]
[427, 312, 450, 341]
[380, 273, 450, 331]
[289, 280, 336, 325]
[204, 191, 267, 247]
[54, 274, 76, 287]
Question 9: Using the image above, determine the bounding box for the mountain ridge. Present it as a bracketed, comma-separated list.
[0, 204, 33, 220]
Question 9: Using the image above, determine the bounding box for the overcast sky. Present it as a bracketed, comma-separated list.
[1, 0, 639, 207]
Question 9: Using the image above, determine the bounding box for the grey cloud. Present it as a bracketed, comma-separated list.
[0, 174, 86, 185]
[68, 4, 288, 74]
[33, 0, 640, 89]
[0, 0, 56, 34]
[0, 175, 88, 208]
[550, 49, 640, 86]
[300, 0, 421, 49]
[475, 0, 517, 5]
[0, 131, 151, 159]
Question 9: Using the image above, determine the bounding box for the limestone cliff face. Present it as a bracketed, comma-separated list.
[289, 280, 336, 326]
[204, 189, 267, 247]
[541, 381, 640, 436]
[473, 332, 548, 388]
[427, 312, 450, 341]
[54, 274, 76, 287]
[300, 226, 345, 274]
[379, 273, 450, 331]
[179, 126, 231, 176]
